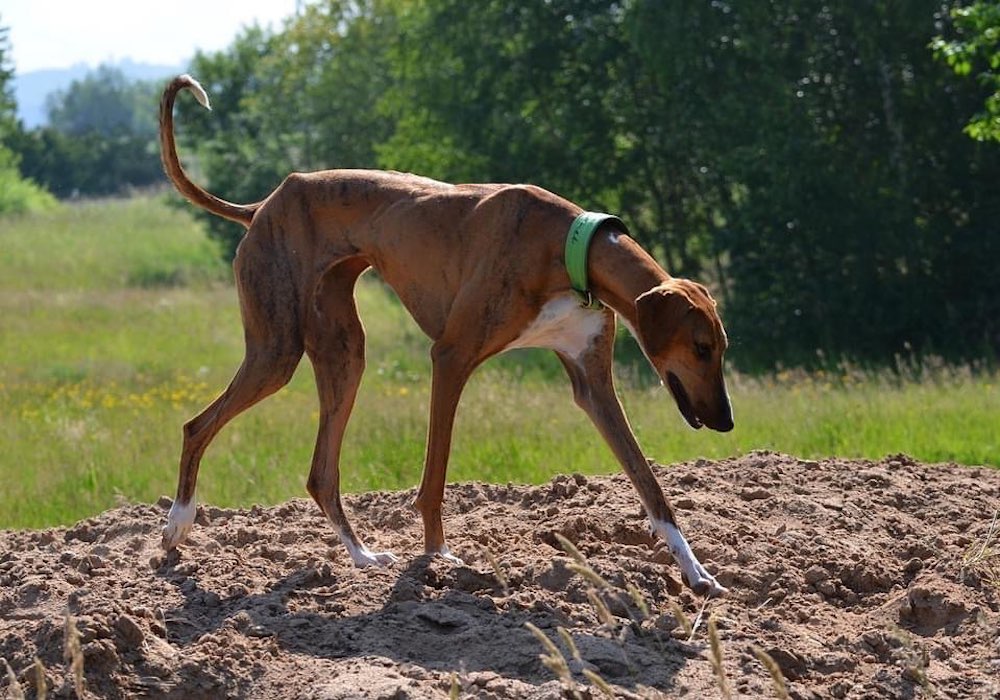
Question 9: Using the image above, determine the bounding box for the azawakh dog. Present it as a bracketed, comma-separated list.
[158, 75, 734, 596]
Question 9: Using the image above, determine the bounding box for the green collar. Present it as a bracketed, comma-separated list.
[565, 211, 627, 309]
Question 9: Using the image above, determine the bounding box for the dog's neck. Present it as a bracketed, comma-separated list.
[587, 230, 670, 326]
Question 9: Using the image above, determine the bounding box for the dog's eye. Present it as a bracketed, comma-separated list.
[694, 342, 712, 361]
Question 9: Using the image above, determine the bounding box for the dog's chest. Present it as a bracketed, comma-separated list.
[504, 295, 606, 360]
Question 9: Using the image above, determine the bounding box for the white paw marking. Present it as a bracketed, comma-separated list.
[651, 518, 727, 597]
[436, 546, 465, 566]
[341, 532, 398, 568]
[162, 499, 196, 550]
[351, 548, 399, 568]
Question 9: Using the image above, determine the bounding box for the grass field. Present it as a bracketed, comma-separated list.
[1, 195, 997, 529]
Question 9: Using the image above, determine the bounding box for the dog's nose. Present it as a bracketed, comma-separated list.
[710, 397, 734, 432]
[714, 414, 734, 432]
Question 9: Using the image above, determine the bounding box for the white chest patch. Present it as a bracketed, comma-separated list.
[504, 295, 606, 360]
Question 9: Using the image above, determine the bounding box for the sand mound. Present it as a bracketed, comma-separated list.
[2, 452, 998, 698]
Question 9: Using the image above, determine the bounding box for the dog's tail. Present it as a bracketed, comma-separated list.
[159, 75, 259, 227]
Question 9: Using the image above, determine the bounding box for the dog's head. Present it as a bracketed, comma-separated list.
[635, 279, 734, 432]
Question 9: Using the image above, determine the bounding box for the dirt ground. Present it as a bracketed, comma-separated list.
[2, 452, 999, 699]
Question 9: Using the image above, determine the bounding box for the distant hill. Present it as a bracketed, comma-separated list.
[14, 58, 186, 128]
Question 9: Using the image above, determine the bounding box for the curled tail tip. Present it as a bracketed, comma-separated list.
[178, 73, 212, 111]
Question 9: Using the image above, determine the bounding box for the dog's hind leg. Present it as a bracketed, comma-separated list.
[162, 254, 304, 551]
[304, 259, 396, 567]
[556, 320, 726, 597]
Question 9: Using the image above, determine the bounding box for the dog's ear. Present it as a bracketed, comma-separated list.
[635, 283, 694, 357]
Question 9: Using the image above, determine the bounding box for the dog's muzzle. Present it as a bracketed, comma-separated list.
[666, 372, 734, 432]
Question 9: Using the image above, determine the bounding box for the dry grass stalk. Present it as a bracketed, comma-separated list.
[586, 589, 616, 627]
[688, 598, 710, 642]
[481, 546, 509, 591]
[625, 583, 651, 619]
[751, 645, 789, 699]
[3, 658, 26, 700]
[525, 622, 588, 700]
[553, 532, 589, 566]
[34, 658, 47, 700]
[63, 614, 84, 699]
[963, 509, 1000, 589]
[524, 622, 572, 683]
[708, 615, 732, 700]
[567, 561, 612, 591]
[668, 601, 693, 638]
[889, 627, 934, 695]
[754, 597, 774, 612]
[557, 626, 582, 663]
[582, 668, 617, 698]
[449, 672, 460, 700]
[555, 534, 615, 595]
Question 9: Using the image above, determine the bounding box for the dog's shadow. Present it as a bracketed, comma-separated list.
[155, 554, 691, 694]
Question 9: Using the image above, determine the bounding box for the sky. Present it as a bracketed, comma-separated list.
[3, 0, 301, 74]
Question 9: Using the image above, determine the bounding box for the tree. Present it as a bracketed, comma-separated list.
[698, 0, 1000, 367]
[178, 23, 291, 258]
[181, 1, 397, 258]
[161, 0, 1000, 368]
[0, 21, 16, 140]
[380, 1, 714, 273]
[15, 65, 163, 198]
[0, 16, 56, 214]
[932, 1, 1000, 142]
[383, 0, 1000, 367]
[45, 65, 159, 138]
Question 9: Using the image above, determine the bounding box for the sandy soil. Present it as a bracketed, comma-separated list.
[2, 452, 999, 699]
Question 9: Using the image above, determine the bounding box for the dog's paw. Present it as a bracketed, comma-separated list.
[435, 547, 465, 567]
[681, 559, 729, 598]
[350, 547, 399, 568]
[161, 500, 196, 550]
[650, 518, 728, 598]
[683, 564, 729, 598]
[161, 520, 191, 551]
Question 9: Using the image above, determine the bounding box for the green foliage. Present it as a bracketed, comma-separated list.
[45, 65, 160, 137]
[379, 1, 716, 275]
[933, 1, 1000, 141]
[12, 125, 163, 199]
[0, 145, 57, 214]
[11, 66, 164, 198]
[181, 2, 397, 258]
[0, 21, 16, 139]
[158, 0, 1000, 370]
[706, 0, 1000, 369]
[0, 52, 164, 200]
[0, 16, 56, 215]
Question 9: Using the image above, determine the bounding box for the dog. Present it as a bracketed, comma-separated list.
[158, 75, 734, 596]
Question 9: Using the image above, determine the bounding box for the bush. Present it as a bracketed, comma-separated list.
[0, 146, 56, 215]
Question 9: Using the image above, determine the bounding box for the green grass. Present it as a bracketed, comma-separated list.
[1, 195, 997, 529]
[1, 195, 225, 291]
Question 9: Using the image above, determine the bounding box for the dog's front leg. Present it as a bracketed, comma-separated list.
[412, 341, 478, 565]
[556, 330, 727, 597]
